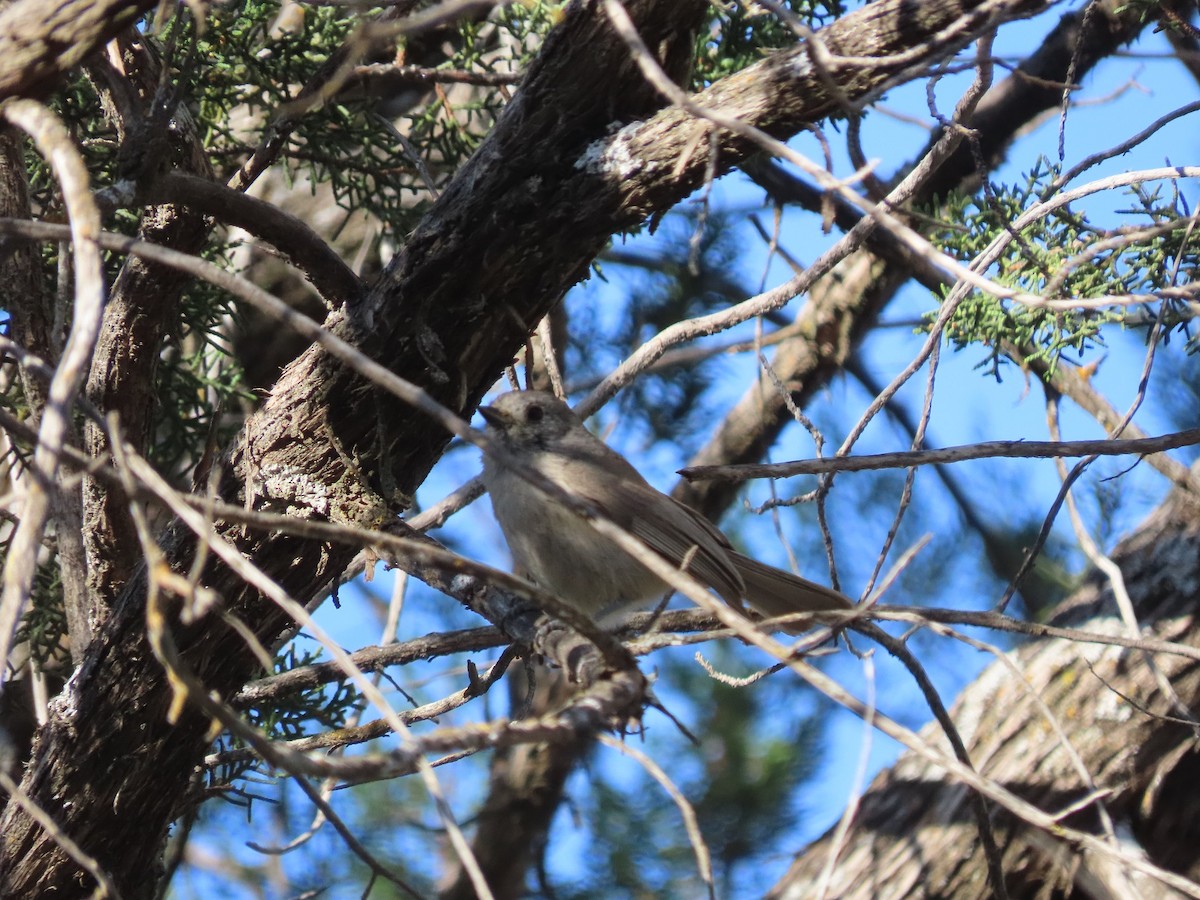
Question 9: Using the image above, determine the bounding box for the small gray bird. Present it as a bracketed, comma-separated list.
[479, 390, 852, 629]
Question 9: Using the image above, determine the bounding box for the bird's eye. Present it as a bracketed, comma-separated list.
[525, 404, 544, 423]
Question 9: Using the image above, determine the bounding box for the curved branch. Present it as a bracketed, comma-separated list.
[147, 172, 363, 307]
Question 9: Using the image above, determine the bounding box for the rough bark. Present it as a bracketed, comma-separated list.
[0, 0, 1069, 894]
[0, 122, 63, 764]
[0, 0, 156, 101]
[81, 31, 216, 628]
[774, 488, 1200, 898]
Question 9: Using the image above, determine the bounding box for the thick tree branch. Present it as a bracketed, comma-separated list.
[682, 428, 1200, 480]
[145, 172, 363, 307]
[81, 30, 216, 629]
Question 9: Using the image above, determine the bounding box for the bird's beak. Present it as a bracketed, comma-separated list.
[478, 405, 505, 427]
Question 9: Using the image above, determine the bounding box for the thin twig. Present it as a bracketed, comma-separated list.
[681, 428, 1200, 481]
[597, 734, 716, 900]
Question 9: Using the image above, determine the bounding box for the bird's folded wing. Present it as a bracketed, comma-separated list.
[578, 476, 747, 607]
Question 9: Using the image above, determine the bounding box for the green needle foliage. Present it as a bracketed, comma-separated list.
[693, 0, 845, 87]
[927, 159, 1198, 378]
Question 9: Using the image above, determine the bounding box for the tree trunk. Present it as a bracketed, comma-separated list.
[775, 488, 1200, 898]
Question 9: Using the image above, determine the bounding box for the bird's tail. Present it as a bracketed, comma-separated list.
[729, 551, 852, 628]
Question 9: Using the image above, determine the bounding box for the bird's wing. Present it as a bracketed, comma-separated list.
[573, 472, 747, 608]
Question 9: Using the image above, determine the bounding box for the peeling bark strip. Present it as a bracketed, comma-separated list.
[0, 0, 1062, 895]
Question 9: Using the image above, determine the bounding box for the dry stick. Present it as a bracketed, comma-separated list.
[248, 566, 416, 857]
[852, 617, 1010, 892]
[406, 477, 485, 532]
[630, 601, 1200, 667]
[0, 102, 105, 685]
[1001, 290, 1179, 613]
[210, 653, 515, 771]
[349, 63, 521, 88]
[845, 29, 996, 601]
[596, 734, 716, 900]
[989, 282, 1200, 310]
[755, 355, 839, 588]
[536, 314, 566, 400]
[1049, 99, 1200, 196]
[855, 338, 939, 601]
[873, 606, 1200, 663]
[233, 626, 507, 706]
[145, 172, 363, 306]
[680, 428, 1200, 480]
[288, 773, 419, 900]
